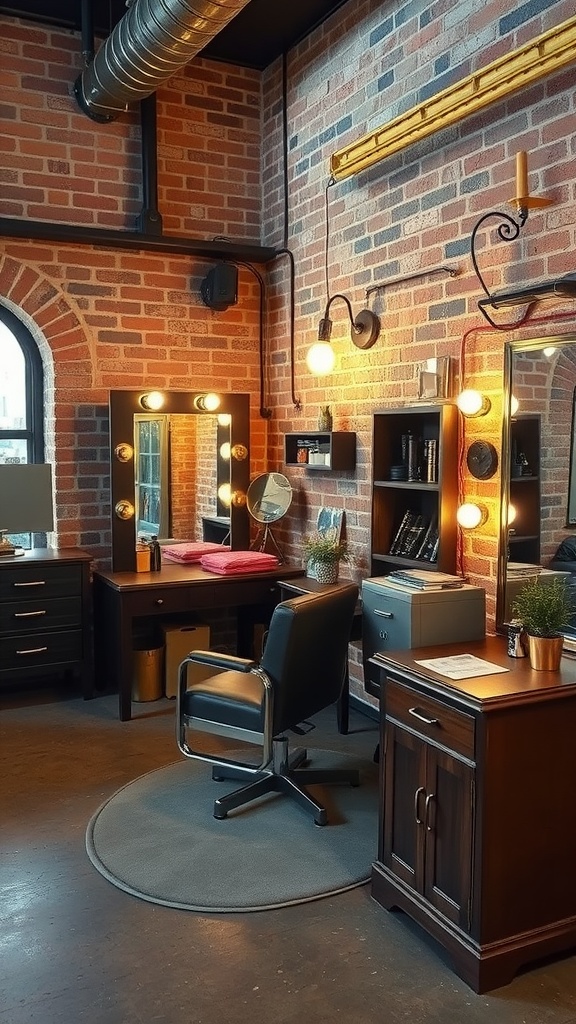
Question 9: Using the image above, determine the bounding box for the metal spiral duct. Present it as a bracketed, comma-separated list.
[74, 0, 252, 122]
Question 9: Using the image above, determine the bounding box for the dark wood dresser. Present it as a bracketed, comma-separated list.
[370, 635, 576, 993]
[0, 548, 93, 697]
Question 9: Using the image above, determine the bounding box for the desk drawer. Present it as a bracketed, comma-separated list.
[0, 564, 81, 601]
[386, 680, 475, 760]
[122, 586, 211, 617]
[0, 629, 82, 670]
[0, 596, 81, 634]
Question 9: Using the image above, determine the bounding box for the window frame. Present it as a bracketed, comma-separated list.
[0, 305, 45, 464]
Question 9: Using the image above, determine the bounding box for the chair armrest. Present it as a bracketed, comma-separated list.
[183, 650, 257, 673]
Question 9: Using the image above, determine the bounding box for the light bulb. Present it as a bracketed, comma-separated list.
[456, 502, 487, 529]
[507, 503, 517, 525]
[217, 483, 231, 507]
[510, 395, 519, 416]
[543, 347, 556, 358]
[456, 389, 491, 417]
[195, 392, 221, 412]
[217, 413, 231, 426]
[219, 442, 231, 460]
[140, 391, 165, 411]
[306, 341, 335, 376]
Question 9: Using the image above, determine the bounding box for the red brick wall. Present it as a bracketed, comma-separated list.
[1, 2, 576, 667]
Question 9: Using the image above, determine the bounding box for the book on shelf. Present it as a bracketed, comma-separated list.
[398, 514, 428, 558]
[415, 518, 438, 561]
[388, 510, 417, 555]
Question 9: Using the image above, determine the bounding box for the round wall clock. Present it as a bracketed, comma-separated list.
[467, 440, 498, 479]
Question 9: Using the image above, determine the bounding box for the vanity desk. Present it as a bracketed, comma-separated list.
[93, 563, 303, 721]
[370, 635, 576, 993]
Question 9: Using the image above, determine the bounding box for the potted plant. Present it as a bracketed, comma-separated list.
[511, 575, 574, 670]
[302, 529, 349, 585]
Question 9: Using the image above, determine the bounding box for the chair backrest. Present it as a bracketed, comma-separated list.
[260, 584, 359, 734]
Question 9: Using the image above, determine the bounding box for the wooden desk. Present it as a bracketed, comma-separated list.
[369, 635, 576, 993]
[278, 575, 362, 735]
[93, 563, 303, 721]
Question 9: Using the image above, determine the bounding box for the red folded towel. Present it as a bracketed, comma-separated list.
[200, 550, 279, 575]
[162, 542, 230, 564]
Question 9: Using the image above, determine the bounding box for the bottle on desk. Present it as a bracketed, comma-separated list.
[149, 535, 162, 572]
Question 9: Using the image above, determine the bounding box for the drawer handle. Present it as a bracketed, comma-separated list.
[414, 785, 425, 824]
[374, 609, 394, 619]
[16, 646, 49, 655]
[14, 610, 47, 618]
[13, 580, 46, 588]
[425, 792, 435, 832]
[155, 599, 164, 606]
[408, 707, 439, 726]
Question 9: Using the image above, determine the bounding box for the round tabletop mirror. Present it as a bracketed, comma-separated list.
[247, 472, 293, 560]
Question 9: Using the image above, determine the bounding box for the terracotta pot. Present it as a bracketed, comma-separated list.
[526, 633, 564, 671]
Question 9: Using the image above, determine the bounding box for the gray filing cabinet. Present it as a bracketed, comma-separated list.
[362, 577, 486, 698]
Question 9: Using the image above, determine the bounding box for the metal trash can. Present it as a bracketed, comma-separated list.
[132, 644, 164, 702]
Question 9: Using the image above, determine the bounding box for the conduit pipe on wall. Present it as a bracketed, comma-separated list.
[74, 0, 252, 122]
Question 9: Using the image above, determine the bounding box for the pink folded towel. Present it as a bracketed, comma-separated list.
[199, 550, 280, 575]
[162, 542, 230, 563]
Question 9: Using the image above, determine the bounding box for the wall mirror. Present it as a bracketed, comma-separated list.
[109, 390, 250, 572]
[497, 333, 576, 634]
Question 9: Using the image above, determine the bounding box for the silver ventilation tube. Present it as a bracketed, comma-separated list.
[74, 0, 252, 122]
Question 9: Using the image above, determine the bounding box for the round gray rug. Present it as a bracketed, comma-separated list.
[86, 749, 378, 912]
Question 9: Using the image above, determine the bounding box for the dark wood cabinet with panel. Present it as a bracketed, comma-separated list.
[284, 432, 356, 471]
[509, 413, 540, 564]
[370, 405, 458, 577]
[370, 637, 576, 993]
[0, 548, 93, 697]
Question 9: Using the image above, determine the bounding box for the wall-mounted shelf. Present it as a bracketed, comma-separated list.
[370, 404, 458, 576]
[284, 432, 356, 471]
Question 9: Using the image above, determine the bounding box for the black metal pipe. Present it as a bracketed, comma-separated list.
[0, 216, 278, 264]
[137, 94, 163, 236]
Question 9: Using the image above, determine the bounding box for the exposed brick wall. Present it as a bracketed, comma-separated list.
[1, 3, 576, 695]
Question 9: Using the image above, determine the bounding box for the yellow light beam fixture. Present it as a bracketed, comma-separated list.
[330, 15, 576, 181]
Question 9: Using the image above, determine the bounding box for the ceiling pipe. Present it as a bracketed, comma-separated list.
[73, 0, 252, 123]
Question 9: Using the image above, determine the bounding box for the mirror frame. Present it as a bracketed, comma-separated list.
[109, 390, 250, 572]
[496, 333, 576, 632]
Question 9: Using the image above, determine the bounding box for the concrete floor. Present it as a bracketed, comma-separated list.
[2, 684, 576, 1024]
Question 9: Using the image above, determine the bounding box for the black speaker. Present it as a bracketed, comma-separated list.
[200, 263, 238, 311]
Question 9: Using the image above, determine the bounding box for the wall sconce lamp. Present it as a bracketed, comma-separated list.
[194, 392, 221, 412]
[307, 294, 380, 375]
[140, 391, 165, 411]
[457, 502, 488, 529]
[456, 389, 491, 417]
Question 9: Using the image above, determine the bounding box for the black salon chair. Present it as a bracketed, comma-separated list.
[176, 584, 360, 825]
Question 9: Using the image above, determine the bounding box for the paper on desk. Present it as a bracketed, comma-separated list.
[415, 654, 510, 680]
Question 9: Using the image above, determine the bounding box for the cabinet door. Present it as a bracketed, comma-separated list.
[382, 722, 426, 888]
[382, 720, 474, 932]
[423, 746, 474, 929]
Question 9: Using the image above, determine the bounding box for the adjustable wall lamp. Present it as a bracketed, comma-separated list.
[307, 293, 380, 375]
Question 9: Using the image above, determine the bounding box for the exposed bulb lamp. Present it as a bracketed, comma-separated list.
[140, 391, 165, 411]
[318, 293, 380, 350]
[194, 393, 221, 412]
[306, 341, 336, 376]
[457, 502, 488, 529]
[456, 389, 491, 417]
[510, 395, 519, 416]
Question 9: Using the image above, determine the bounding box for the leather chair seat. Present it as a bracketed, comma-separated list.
[181, 670, 265, 732]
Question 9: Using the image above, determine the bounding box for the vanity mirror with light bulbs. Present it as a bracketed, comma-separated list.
[496, 333, 576, 634]
[109, 389, 250, 572]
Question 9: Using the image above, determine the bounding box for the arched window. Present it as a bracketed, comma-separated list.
[0, 307, 46, 548]
[0, 306, 44, 464]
